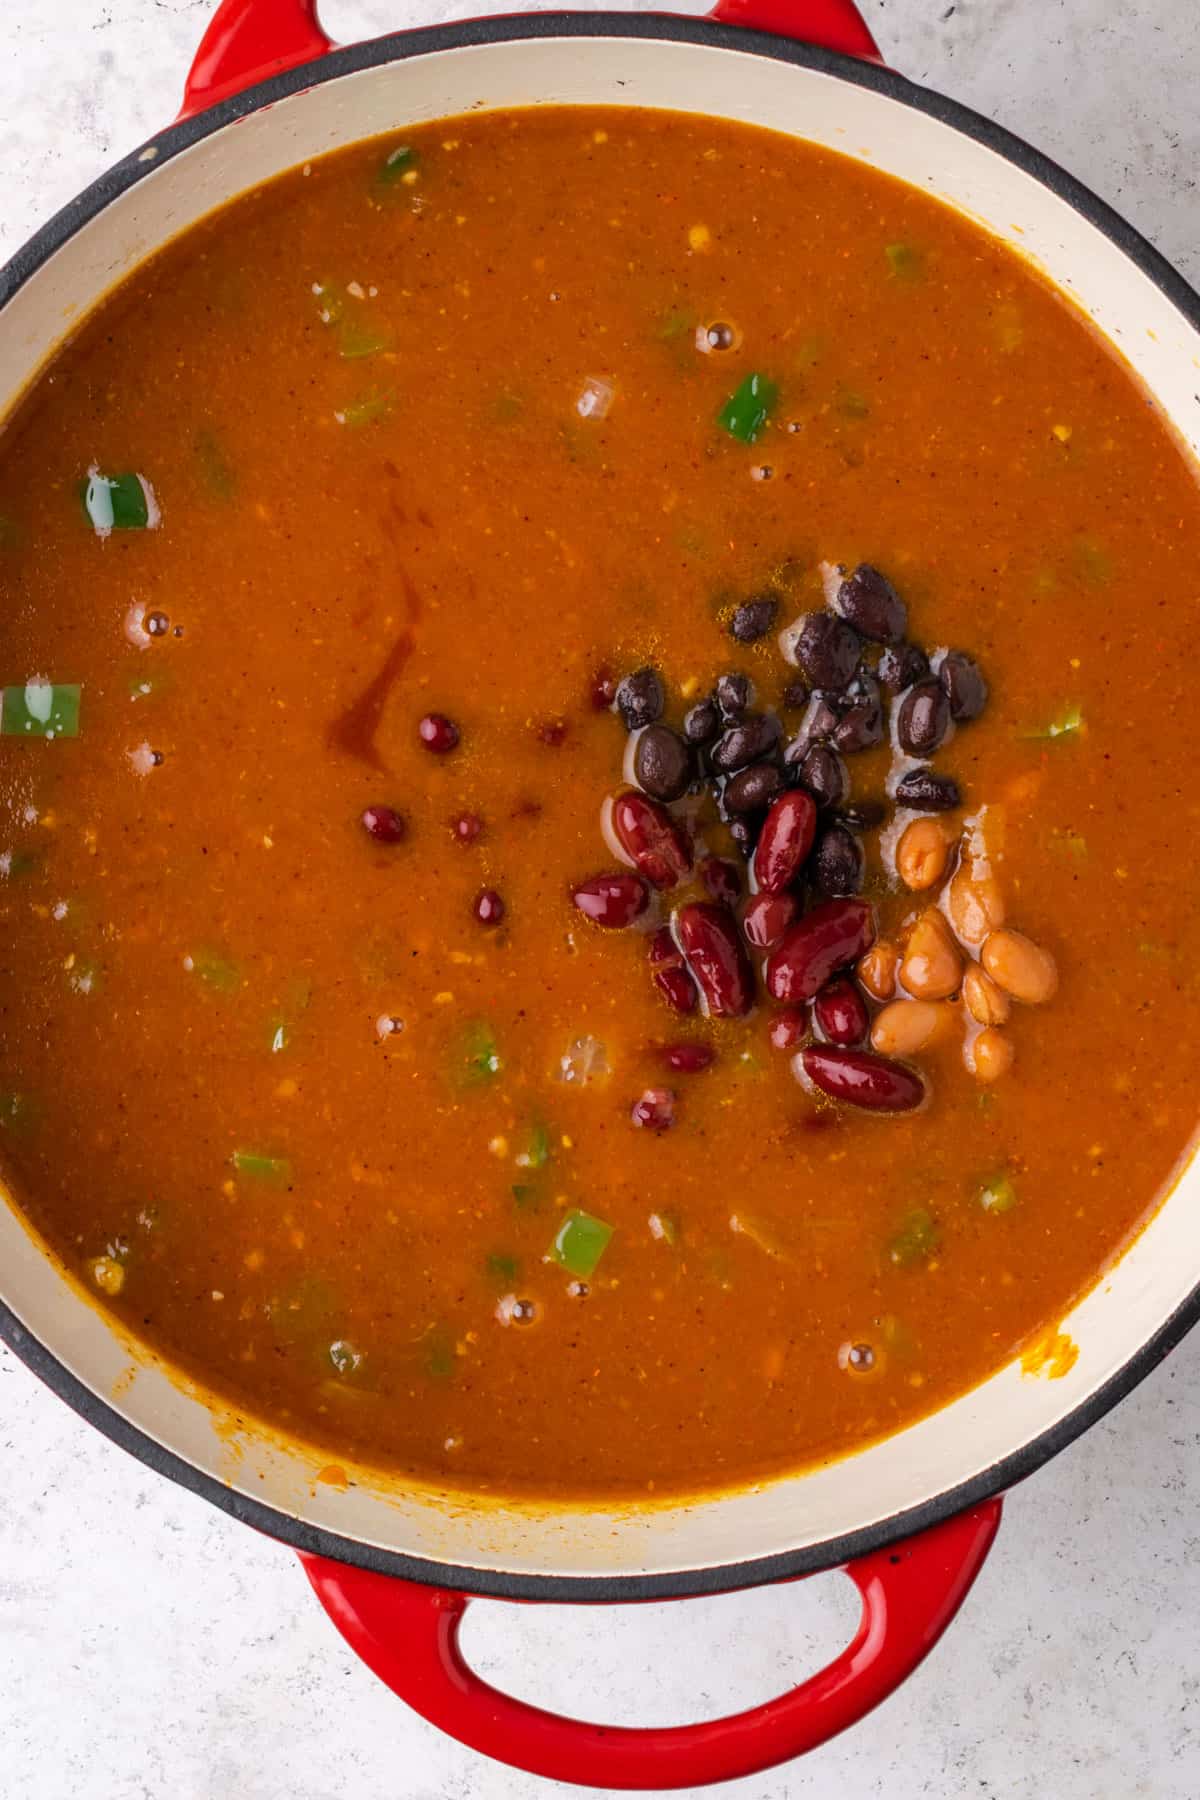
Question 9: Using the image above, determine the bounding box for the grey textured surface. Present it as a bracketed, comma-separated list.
[1, 2, 1199, 1796]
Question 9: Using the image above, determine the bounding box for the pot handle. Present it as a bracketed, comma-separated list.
[180, 0, 881, 120]
[180, 0, 330, 118]
[299, 1498, 1001, 1789]
[708, 0, 881, 60]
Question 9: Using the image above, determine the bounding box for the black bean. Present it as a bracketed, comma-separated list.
[811, 825, 865, 896]
[781, 679, 810, 711]
[715, 671, 754, 721]
[616, 667, 665, 731]
[792, 612, 860, 691]
[724, 762, 784, 815]
[729, 593, 780, 644]
[782, 696, 839, 767]
[683, 698, 720, 745]
[832, 698, 884, 755]
[834, 564, 907, 644]
[838, 800, 887, 833]
[895, 769, 961, 812]
[792, 744, 849, 810]
[939, 651, 988, 722]
[709, 712, 781, 774]
[896, 681, 951, 756]
[877, 642, 930, 693]
[634, 724, 693, 802]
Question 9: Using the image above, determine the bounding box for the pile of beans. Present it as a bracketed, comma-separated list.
[569, 563, 1056, 1113]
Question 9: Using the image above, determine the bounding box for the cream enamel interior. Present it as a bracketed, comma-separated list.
[2, 30, 1199, 1580]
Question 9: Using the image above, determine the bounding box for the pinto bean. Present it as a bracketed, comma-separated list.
[901, 909, 963, 1001]
[895, 816, 955, 891]
[970, 1026, 1015, 1083]
[870, 999, 950, 1057]
[962, 964, 1011, 1026]
[981, 928, 1058, 1005]
[857, 940, 899, 1001]
[946, 856, 1006, 947]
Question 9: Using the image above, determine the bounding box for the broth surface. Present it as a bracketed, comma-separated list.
[1, 107, 1198, 1498]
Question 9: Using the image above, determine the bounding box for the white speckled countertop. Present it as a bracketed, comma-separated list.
[1, 3, 1199, 1796]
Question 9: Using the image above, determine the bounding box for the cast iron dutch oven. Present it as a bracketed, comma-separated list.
[2, 0, 1198, 1784]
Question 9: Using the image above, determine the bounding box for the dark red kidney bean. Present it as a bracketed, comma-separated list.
[611, 790, 692, 890]
[895, 769, 961, 811]
[792, 612, 860, 690]
[792, 744, 849, 811]
[631, 1086, 677, 1131]
[768, 1005, 810, 1051]
[832, 698, 884, 755]
[838, 800, 886, 833]
[571, 871, 649, 928]
[724, 762, 784, 816]
[781, 678, 809, 711]
[834, 565, 907, 644]
[813, 977, 870, 1047]
[361, 804, 407, 844]
[810, 824, 865, 897]
[633, 725, 693, 803]
[709, 712, 780, 774]
[766, 897, 876, 1002]
[896, 681, 951, 756]
[729, 594, 779, 643]
[673, 902, 755, 1017]
[938, 651, 988, 722]
[683, 698, 720, 744]
[742, 890, 799, 950]
[616, 667, 665, 731]
[753, 789, 818, 895]
[657, 1042, 716, 1074]
[590, 666, 617, 710]
[798, 1045, 926, 1113]
[648, 926, 698, 1014]
[877, 642, 930, 692]
[715, 671, 754, 721]
[699, 855, 742, 907]
[451, 811, 484, 845]
[418, 712, 459, 754]
[473, 888, 505, 926]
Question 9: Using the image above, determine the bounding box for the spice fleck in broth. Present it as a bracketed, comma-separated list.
[0, 107, 1198, 1499]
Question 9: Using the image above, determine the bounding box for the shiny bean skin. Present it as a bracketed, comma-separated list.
[766, 897, 876, 1003]
[611, 790, 693, 890]
[871, 999, 949, 1057]
[970, 1026, 1015, 1082]
[753, 789, 818, 895]
[813, 977, 870, 1047]
[962, 964, 1011, 1026]
[797, 1045, 927, 1113]
[674, 902, 755, 1017]
[946, 855, 1006, 947]
[647, 926, 698, 1015]
[895, 816, 955, 891]
[742, 890, 799, 950]
[768, 1006, 809, 1051]
[571, 871, 649, 928]
[857, 941, 899, 1001]
[901, 909, 963, 1001]
[982, 928, 1059, 1005]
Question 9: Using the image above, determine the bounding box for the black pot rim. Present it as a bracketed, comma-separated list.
[2, 10, 1199, 1605]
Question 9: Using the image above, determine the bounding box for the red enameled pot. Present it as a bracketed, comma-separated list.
[2, 0, 1198, 1786]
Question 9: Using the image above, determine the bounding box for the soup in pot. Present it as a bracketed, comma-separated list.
[0, 106, 1197, 1498]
